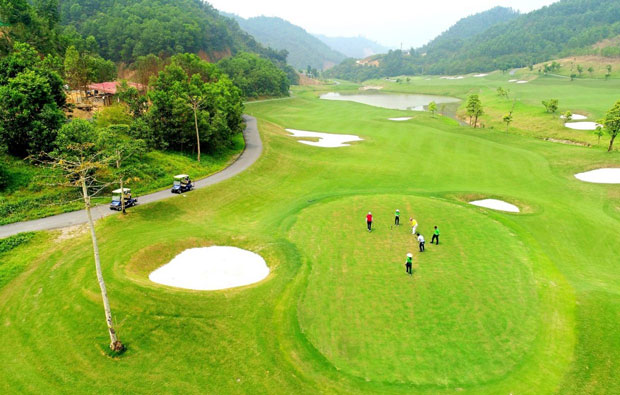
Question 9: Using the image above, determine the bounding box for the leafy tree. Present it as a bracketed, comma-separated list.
[218, 52, 289, 98]
[503, 112, 513, 132]
[64, 45, 88, 92]
[563, 111, 573, 122]
[98, 127, 146, 213]
[587, 66, 594, 76]
[117, 81, 148, 119]
[428, 101, 437, 117]
[577, 64, 584, 76]
[570, 73, 577, 81]
[496, 87, 509, 99]
[542, 99, 559, 114]
[594, 125, 604, 145]
[602, 100, 620, 151]
[466, 94, 484, 128]
[0, 43, 66, 157]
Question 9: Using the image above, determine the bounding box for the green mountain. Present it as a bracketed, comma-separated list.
[227, 15, 345, 70]
[57, 0, 281, 64]
[328, 0, 620, 79]
[314, 34, 390, 59]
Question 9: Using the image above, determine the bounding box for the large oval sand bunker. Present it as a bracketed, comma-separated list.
[149, 246, 269, 290]
[469, 199, 520, 213]
[574, 168, 620, 184]
[286, 129, 362, 148]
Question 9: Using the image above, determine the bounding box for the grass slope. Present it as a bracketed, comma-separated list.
[0, 81, 618, 393]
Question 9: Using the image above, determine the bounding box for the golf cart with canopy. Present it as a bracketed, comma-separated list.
[110, 188, 138, 211]
[171, 174, 194, 194]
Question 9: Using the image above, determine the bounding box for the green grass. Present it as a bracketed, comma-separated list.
[0, 133, 244, 225]
[0, 78, 618, 393]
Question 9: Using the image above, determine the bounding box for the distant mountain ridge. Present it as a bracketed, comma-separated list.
[227, 14, 345, 70]
[327, 0, 620, 79]
[314, 34, 391, 59]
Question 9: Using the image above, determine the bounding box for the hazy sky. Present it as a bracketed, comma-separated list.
[208, 0, 557, 49]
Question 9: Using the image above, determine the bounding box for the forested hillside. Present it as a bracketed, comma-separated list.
[328, 0, 620, 80]
[229, 15, 345, 70]
[314, 34, 390, 59]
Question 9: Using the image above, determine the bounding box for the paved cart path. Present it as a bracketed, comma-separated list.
[0, 115, 262, 239]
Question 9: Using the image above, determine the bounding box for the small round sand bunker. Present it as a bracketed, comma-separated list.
[149, 246, 269, 290]
[469, 199, 520, 213]
[574, 168, 620, 184]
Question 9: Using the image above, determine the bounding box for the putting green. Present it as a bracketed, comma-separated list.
[291, 195, 538, 385]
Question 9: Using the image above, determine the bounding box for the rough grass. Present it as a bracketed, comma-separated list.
[0, 133, 244, 225]
[0, 81, 618, 393]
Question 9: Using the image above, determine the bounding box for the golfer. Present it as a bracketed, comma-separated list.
[417, 233, 425, 252]
[395, 209, 400, 225]
[431, 226, 440, 244]
[409, 217, 418, 235]
[405, 253, 413, 275]
[366, 212, 373, 232]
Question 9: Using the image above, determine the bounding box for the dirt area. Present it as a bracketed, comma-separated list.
[298, 73, 322, 85]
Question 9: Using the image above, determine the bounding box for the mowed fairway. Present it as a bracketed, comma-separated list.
[0, 81, 619, 393]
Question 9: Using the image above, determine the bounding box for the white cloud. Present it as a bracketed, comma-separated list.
[209, 0, 557, 48]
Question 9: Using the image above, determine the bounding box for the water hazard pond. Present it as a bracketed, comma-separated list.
[320, 91, 461, 114]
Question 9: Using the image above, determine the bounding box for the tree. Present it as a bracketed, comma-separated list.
[577, 64, 583, 77]
[428, 101, 437, 117]
[98, 127, 146, 213]
[503, 112, 513, 132]
[587, 66, 594, 77]
[36, 125, 124, 352]
[542, 99, 559, 114]
[466, 94, 484, 128]
[64, 45, 89, 94]
[185, 74, 208, 162]
[594, 125, 604, 145]
[497, 87, 510, 99]
[563, 111, 572, 123]
[570, 73, 577, 81]
[602, 100, 620, 152]
[0, 43, 66, 157]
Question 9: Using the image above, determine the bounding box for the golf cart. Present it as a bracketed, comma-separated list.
[109, 188, 138, 211]
[171, 174, 193, 194]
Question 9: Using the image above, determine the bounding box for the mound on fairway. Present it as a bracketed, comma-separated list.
[148, 246, 269, 290]
[564, 122, 603, 130]
[470, 199, 520, 213]
[285, 129, 363, 148]
[291, 195, 538, 385]
[574, 168, 620, 184]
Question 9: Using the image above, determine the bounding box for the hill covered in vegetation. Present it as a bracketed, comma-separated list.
[228, 15, 345, 70]
[314, 34, 390, 59]
[327, 0, 620, 80]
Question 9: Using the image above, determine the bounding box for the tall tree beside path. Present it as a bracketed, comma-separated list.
[466, 94, 483, 128]
[34, 130, 124, 351]
[602, 100, 620, 152]
[185, 74, 208, 162]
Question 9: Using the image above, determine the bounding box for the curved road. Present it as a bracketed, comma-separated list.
[0, 115, 262, 239]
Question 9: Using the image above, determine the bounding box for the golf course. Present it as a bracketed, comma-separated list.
[1, 70, 619, 394]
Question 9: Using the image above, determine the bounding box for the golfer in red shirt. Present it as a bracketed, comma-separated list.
[366, 212, 373, 232]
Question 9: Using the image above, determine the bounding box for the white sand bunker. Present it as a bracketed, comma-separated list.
[474, 73, 488, 77]
[440, 76, 464, 80]
[360, 85, 383, 90]
[565, 122, 603, 130]
[516, 80, 529, 84]
[469, 199, 520, 213]
[149, 246, 269, 291]
[388, 117, 413, 121]
[286, 129, 363, 148]
[574, 168, 620, 184]
[508, 79, 518, 82]
[561, 114, 587, 120]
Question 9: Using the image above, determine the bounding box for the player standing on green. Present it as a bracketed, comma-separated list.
[366, 212, 373, 232]
[431, 226, 440, 244]
[405, 253, 413, 275]
[394, 209, 400, 226]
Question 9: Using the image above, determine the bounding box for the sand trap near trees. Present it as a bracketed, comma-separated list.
[388, 117, 413, 121]
[469, 199, 520, 213]
[149, 246, 269, 291]
[564, 122, 603, 130]
[574, 168, 620, 184]
[516, 80, 529, 84]
[286, 129, 363, 148]
[561, 114, 587, 120]
[474, 73, 488, 77]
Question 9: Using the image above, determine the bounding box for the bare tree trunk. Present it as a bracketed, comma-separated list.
[609, 135, 616, 152]
[474, 115, 479, 128]
[193, 103, 201, 162]
[81, 178, 123, 351]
